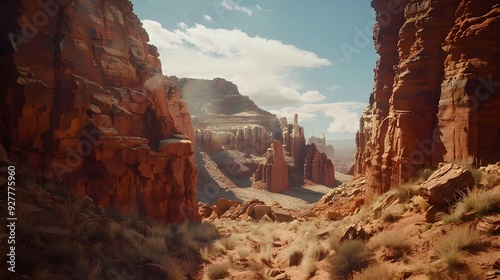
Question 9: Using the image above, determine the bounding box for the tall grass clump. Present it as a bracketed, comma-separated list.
[443, 187, 500, 223]
[353, 264, 397, 280]
[434, 228, 484, 268]
[328, 240, 370, 279]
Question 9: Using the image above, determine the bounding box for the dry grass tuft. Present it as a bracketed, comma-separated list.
[328, 240, 370, 279]
[353, 264, 397, 280]
[283, 248, 303, 267]
[205, 262, 231, 280]
[216, 236, 236, 250]
[443, 186, 500, 223]
[369, 231, 410, 259]
[381, 204, 406, 223]
[434, 228, 484, 268]
[392, 182, 421, 202]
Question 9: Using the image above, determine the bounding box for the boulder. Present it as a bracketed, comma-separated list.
[213, 198, 241, 216]
[420, 163, 475, 207]
[271, 208, 294, 223]
[251, 205, 271, 220]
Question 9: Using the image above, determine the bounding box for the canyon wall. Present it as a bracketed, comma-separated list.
[0, 0, 199, 222]
[356, 0, 500, 200]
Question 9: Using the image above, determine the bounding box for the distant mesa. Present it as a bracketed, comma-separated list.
[168, 76, 280, 130]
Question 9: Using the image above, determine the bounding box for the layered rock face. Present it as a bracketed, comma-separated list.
[254, 140, 290, 193]
[356, 0, 500, 200]
[0, 0, 199, 222]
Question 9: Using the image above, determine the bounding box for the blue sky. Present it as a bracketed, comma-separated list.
[131, 0, 378, 140]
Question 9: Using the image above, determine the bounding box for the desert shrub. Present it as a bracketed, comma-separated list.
[205, 262, 231, 279]
[137, 236, 168, 263]
[302, 257, 318, 279]
[216, 236, 236, 250]
[353, 264, 396, 280]
[381, 204, 406, 223]
[434, 228, 484, 268]
[71, 256, 102, 280]
[393, 182, 420, 202]
[369, 231, 410, 260]
[444, 187, 500, 223]
[470, 168, 483, 184]
[48, 239, 83, 265]
[413, 195, 430, 211]
[305, 243, 329, 262]
[328, 240, 370, 279]
[103, 207, 124, 221]
[83, 224, 111, 242]
[190, 222, 220, 243]
[164, 257, 188, 280]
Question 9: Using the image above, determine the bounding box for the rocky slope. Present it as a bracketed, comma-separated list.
[0, 0, 199, 222]
[355, 0, 500, 200]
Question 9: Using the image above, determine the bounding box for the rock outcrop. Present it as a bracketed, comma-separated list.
[253, 115, 335, 191]
[356, 0, 500, 200]
[308, 133, 335, 160]
[0, 0, 199, 222]
[282, 114, 306, 165]
[304, 144, 336, 187]
[254, 140, 290, 193]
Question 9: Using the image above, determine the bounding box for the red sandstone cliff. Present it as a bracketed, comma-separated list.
[304, 143, 336, 188]
[0, 0, 199, 222]
[355, 0, 500, 200]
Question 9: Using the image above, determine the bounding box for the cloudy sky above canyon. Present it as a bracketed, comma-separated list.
[132, 0, 378, 140]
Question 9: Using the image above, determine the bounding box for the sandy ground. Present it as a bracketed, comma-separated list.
[195, 148, 353, 209]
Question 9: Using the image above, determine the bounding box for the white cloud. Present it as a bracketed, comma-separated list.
[255, 4, 262, 11]
[141, 20, 331, 107]
[327, 85, 340, 91]
[268, 102, 366, 133]
[203, 15, 214, 22]
[177, 22, 188, 29]
[220, 0, 253, 16]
